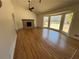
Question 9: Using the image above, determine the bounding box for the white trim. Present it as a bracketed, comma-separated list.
[44, 10, 73, 16]
[70, 48, 78, 59]
[10, 35, 17, 59]
[70, 35, 79, 40]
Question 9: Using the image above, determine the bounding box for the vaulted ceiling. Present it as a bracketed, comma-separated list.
[12, 0, 79, 14]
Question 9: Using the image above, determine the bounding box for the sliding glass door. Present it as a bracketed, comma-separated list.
[50, 15, 62, 30]
[43, 16, 49, 27]
[62, 13, 73, 33]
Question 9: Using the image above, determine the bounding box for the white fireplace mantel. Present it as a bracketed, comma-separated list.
[22, 19, 34, 29]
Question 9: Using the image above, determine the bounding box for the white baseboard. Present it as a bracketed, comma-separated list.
[70, 35, 79, 40]
[9, 35, 17, 59]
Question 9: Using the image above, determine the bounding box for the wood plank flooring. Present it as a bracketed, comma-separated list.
[14, 28, 79, 59]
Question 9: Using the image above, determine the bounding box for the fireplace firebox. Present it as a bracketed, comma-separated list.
[27, 22, 32, 27]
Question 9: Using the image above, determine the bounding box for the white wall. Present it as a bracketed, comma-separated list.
[69, 7, 79, 38]
[0, 0, 16, 59]
[37, 14, 43, 28]
[37, 4, 79, 38]
[12, 5, 37, 30]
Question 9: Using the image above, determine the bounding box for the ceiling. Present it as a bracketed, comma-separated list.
[12, 0, 79, 14]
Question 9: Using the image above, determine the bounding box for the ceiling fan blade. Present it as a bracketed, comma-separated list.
[29, 7, 34, 11]
[0, 0, 2, 8]
[39, 0, 41, 3]
[31, 7, 34, 9]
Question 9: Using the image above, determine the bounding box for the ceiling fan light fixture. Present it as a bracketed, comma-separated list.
[29, 7, 34, 11]
[0, 0, 2, 8]
[39, 0, 41, 3]
[28, 0, 34, 11]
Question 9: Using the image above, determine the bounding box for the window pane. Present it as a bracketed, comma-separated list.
[63, 13, 73, 33]
[43, 16, 49, 27]
[50, 15, 62, 30]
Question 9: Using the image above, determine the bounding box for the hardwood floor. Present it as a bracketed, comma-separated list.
[14, 28, 79, 59]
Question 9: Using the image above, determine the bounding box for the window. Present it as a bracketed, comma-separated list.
[63, 13, 73, 33]
[50, 15, 62, 30]
[43, 16, 49, 27]
[43, 12, 74, 34]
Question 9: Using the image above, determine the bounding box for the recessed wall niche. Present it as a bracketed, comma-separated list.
[0, 0, 2, 8]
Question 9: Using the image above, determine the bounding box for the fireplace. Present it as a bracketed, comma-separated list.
[22, 19, 34, 29]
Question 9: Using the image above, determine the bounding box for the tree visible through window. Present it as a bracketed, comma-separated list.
[63, 13, 73, 33]
[43, 12, 73, 34]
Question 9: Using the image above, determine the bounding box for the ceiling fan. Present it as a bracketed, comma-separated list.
[0, 0, 2, 8]
[39, 0, 41, 3]
[28, 0, 41, 11]
[28, 0, 34, 11]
